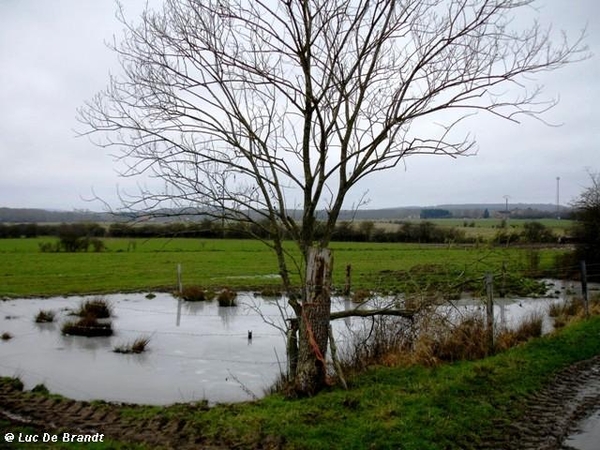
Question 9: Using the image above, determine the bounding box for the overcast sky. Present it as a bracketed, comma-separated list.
[0, 1, 598, 212]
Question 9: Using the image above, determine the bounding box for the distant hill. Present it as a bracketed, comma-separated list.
[0, 203, 568, 224]
[0, 208, 112, 224]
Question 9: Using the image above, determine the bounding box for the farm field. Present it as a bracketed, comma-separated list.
[372, 217, 574, 240]
[0, 237, 568, 298]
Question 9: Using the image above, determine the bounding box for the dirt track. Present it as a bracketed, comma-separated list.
[2, 356, 600, 449]
[0, 382, 226, 450]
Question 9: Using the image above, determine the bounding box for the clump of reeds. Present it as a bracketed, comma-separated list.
[412, 311, 545, 366]
[180, 285, 214, 302]
[73, 298, 112, 319]
[495, 312, 544, 351]
[548, 295, 600, 329]
[35, 309, 55, 323]
[1, 332, 13, 341]
[62, 297, 114, 337]
[425, 314, 489, 363]
[337, 306, 547, 377]
[114, 336, 150, 354]
[217, 288, 237, 307]
[61, 316, 113, 337]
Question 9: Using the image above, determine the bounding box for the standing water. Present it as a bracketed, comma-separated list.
[0, 283, 584, 404]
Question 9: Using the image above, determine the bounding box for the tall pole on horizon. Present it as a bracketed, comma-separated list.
[556, 176, 561, 220]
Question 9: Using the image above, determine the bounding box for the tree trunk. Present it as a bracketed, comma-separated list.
[293, 247, 333, 396]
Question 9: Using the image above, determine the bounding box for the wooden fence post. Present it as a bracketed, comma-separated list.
[343, 264, 352, 296]
[176, 264, 183, 326]
[485, 273, 495, 355]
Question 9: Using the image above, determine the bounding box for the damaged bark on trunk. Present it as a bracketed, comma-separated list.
[293, 247, 333, 396]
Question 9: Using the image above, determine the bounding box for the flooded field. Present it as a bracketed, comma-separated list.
[0, 282, 584, 405]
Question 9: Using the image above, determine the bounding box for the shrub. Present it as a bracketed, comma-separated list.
[6, 377, 24, 391]
[31, 384, 50, 395]
[38, 241, 60, 253]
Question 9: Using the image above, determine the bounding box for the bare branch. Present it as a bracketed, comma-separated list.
[330, 308, 416, 321]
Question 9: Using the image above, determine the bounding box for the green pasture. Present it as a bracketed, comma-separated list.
[0, 237, 569, 298]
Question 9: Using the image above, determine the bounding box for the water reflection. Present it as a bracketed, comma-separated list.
[34, 322, 58, 333]
[183, 301, 206, 315]
[0, 283, 596, 405]
[60, 334, 113, 352]
[218, 304, 238, 327]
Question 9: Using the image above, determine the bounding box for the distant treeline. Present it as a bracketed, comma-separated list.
[0, 219, 560, 246]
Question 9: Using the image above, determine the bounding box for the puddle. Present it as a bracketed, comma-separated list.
[0, 281, 585, 405]
[0, 293, 289, 405]
[564, 410, 600, 450]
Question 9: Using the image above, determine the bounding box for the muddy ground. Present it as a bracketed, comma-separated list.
[2, 356, 600, 449]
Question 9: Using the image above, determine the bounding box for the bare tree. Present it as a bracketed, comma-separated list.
[78, 0, 586, 395]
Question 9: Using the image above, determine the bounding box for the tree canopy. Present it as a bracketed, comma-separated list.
[78, 0, 586, 395]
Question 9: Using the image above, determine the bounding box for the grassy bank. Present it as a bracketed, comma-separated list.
[0, 238, 567, 298]
[148, 316, 600, 450]
[3, 315, 599, 449]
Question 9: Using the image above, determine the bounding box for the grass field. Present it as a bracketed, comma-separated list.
[0, 237, 569, 298]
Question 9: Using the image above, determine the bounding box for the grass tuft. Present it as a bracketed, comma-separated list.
[114, 336, 151, 354]
[35, 309, 55, 323]
[217, 288, 237, 307]
[73, 297, 113, 319]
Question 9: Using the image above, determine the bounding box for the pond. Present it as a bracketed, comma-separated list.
[0, 281, 584, 405]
